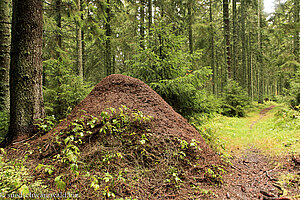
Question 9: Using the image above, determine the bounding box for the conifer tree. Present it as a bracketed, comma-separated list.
[7, 0, 44, 145]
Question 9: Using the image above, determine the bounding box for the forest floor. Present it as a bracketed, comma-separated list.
[205, 104, 300, 200]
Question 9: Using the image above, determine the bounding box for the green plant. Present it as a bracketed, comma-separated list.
[204, 165, 225, 185]
[54, 175, 67, 190]
[165, 166, 182, 187]
[34, 115, 57, 133]
[150, 69, 219, 118]
[0, 111, 9, 141]
[35, 164, 55, 175]
[0, 149, 48, 196]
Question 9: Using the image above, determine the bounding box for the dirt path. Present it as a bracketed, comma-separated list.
[221, 149, 299, 200]
[250, 105, 276, 129]
[216, 106, 299, 200]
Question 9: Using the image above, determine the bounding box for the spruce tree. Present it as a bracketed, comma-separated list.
[6, 0, 44, 145]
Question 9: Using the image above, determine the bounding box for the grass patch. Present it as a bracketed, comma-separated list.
[202, 102, 300, 156]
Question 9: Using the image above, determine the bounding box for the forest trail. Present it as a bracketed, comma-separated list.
[212, 105, 300, 200]
[250, 105, 276, 129]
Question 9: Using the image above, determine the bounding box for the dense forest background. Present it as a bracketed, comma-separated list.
[0, 0, 299, 138]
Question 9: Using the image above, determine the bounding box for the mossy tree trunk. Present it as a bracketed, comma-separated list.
[8, 0, 44, 143]
[0, 0, 11, 111]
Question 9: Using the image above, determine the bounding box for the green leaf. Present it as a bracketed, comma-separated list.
[19, 185, 30, 196]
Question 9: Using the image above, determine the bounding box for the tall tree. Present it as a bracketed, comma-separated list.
[223, 0, 231, 79]
[0, 0, 11, 111]
[294, 0, 299, 60]
[232, 0, 237, 80]
[187, 0, 193, 54]
[55, 0, 62, 58]
[241, 0, 247, 88]
[210, 0, 216, 94]
[6, 0, 45, 145]
[258, 0, 264, 103]
[76, 0, 83, 79]
[105, 0, 112, 75]
[140, 0, 145, 49]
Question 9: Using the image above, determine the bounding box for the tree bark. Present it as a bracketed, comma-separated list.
[8, 0, 44, 143]
[258, 0, 264, 104]
[241, 0, 247, 88]
[232, 0, 237, 81]
[77, 0, 83, 80]
[55, 0, 62, 58]
[294, 0, 299, 61]
[210, 0, 216, 94]
[188, 0, 193, 54]
[223, 0, 231, 79]
[0, 0, 11, 111]
[140, 0, 145, 49]
[248, 23, 253, 101]
[105, 0, 112, 76]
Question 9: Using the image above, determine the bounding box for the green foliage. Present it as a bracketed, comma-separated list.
[204, 165, 225, 185]
[288, 69, 300, 109]
[221, 80, 251, 117]
[165, 166, 183, 187]
[0, 149, 47, 197]
[151, 69, 220, 118]
[34, 115, 56, 133]
[126, 22, 194, 83]
[43, 58, 92, 119]
[274, 106, 300, 131]
[0, 111, 9, 141]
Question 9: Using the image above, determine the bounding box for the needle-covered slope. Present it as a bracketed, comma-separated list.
[54, 74, 216, 157]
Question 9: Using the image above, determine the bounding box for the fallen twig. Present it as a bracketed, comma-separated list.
[265, 170, 278, 181]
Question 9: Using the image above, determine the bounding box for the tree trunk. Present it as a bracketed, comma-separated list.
[77, 0, 83, 80]
[232, 0, 237, 81]
[248, 23, 253, 101]
[8, 0, 44, 144]
[140, 0, 145, 49]
[0, 0, 11, 111]
[241, 0, 247, 88]
[148, 0, 152, 31]
[223, 0, 231, 79]
[105, 0, 112, 76]
[210, 0, 216, 94]
[188, 0, 193, 54]
[294, 0, 299, 61]
[258, 0, 264, 104]
[55, 0, 62, 58]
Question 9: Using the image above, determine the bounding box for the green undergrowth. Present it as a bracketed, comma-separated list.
[199, 102, 300, 156]
[1, 106, 222, 199]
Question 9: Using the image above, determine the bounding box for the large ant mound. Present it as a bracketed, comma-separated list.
[54, 74, 216, 158]
[23, 74, 222, 199]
